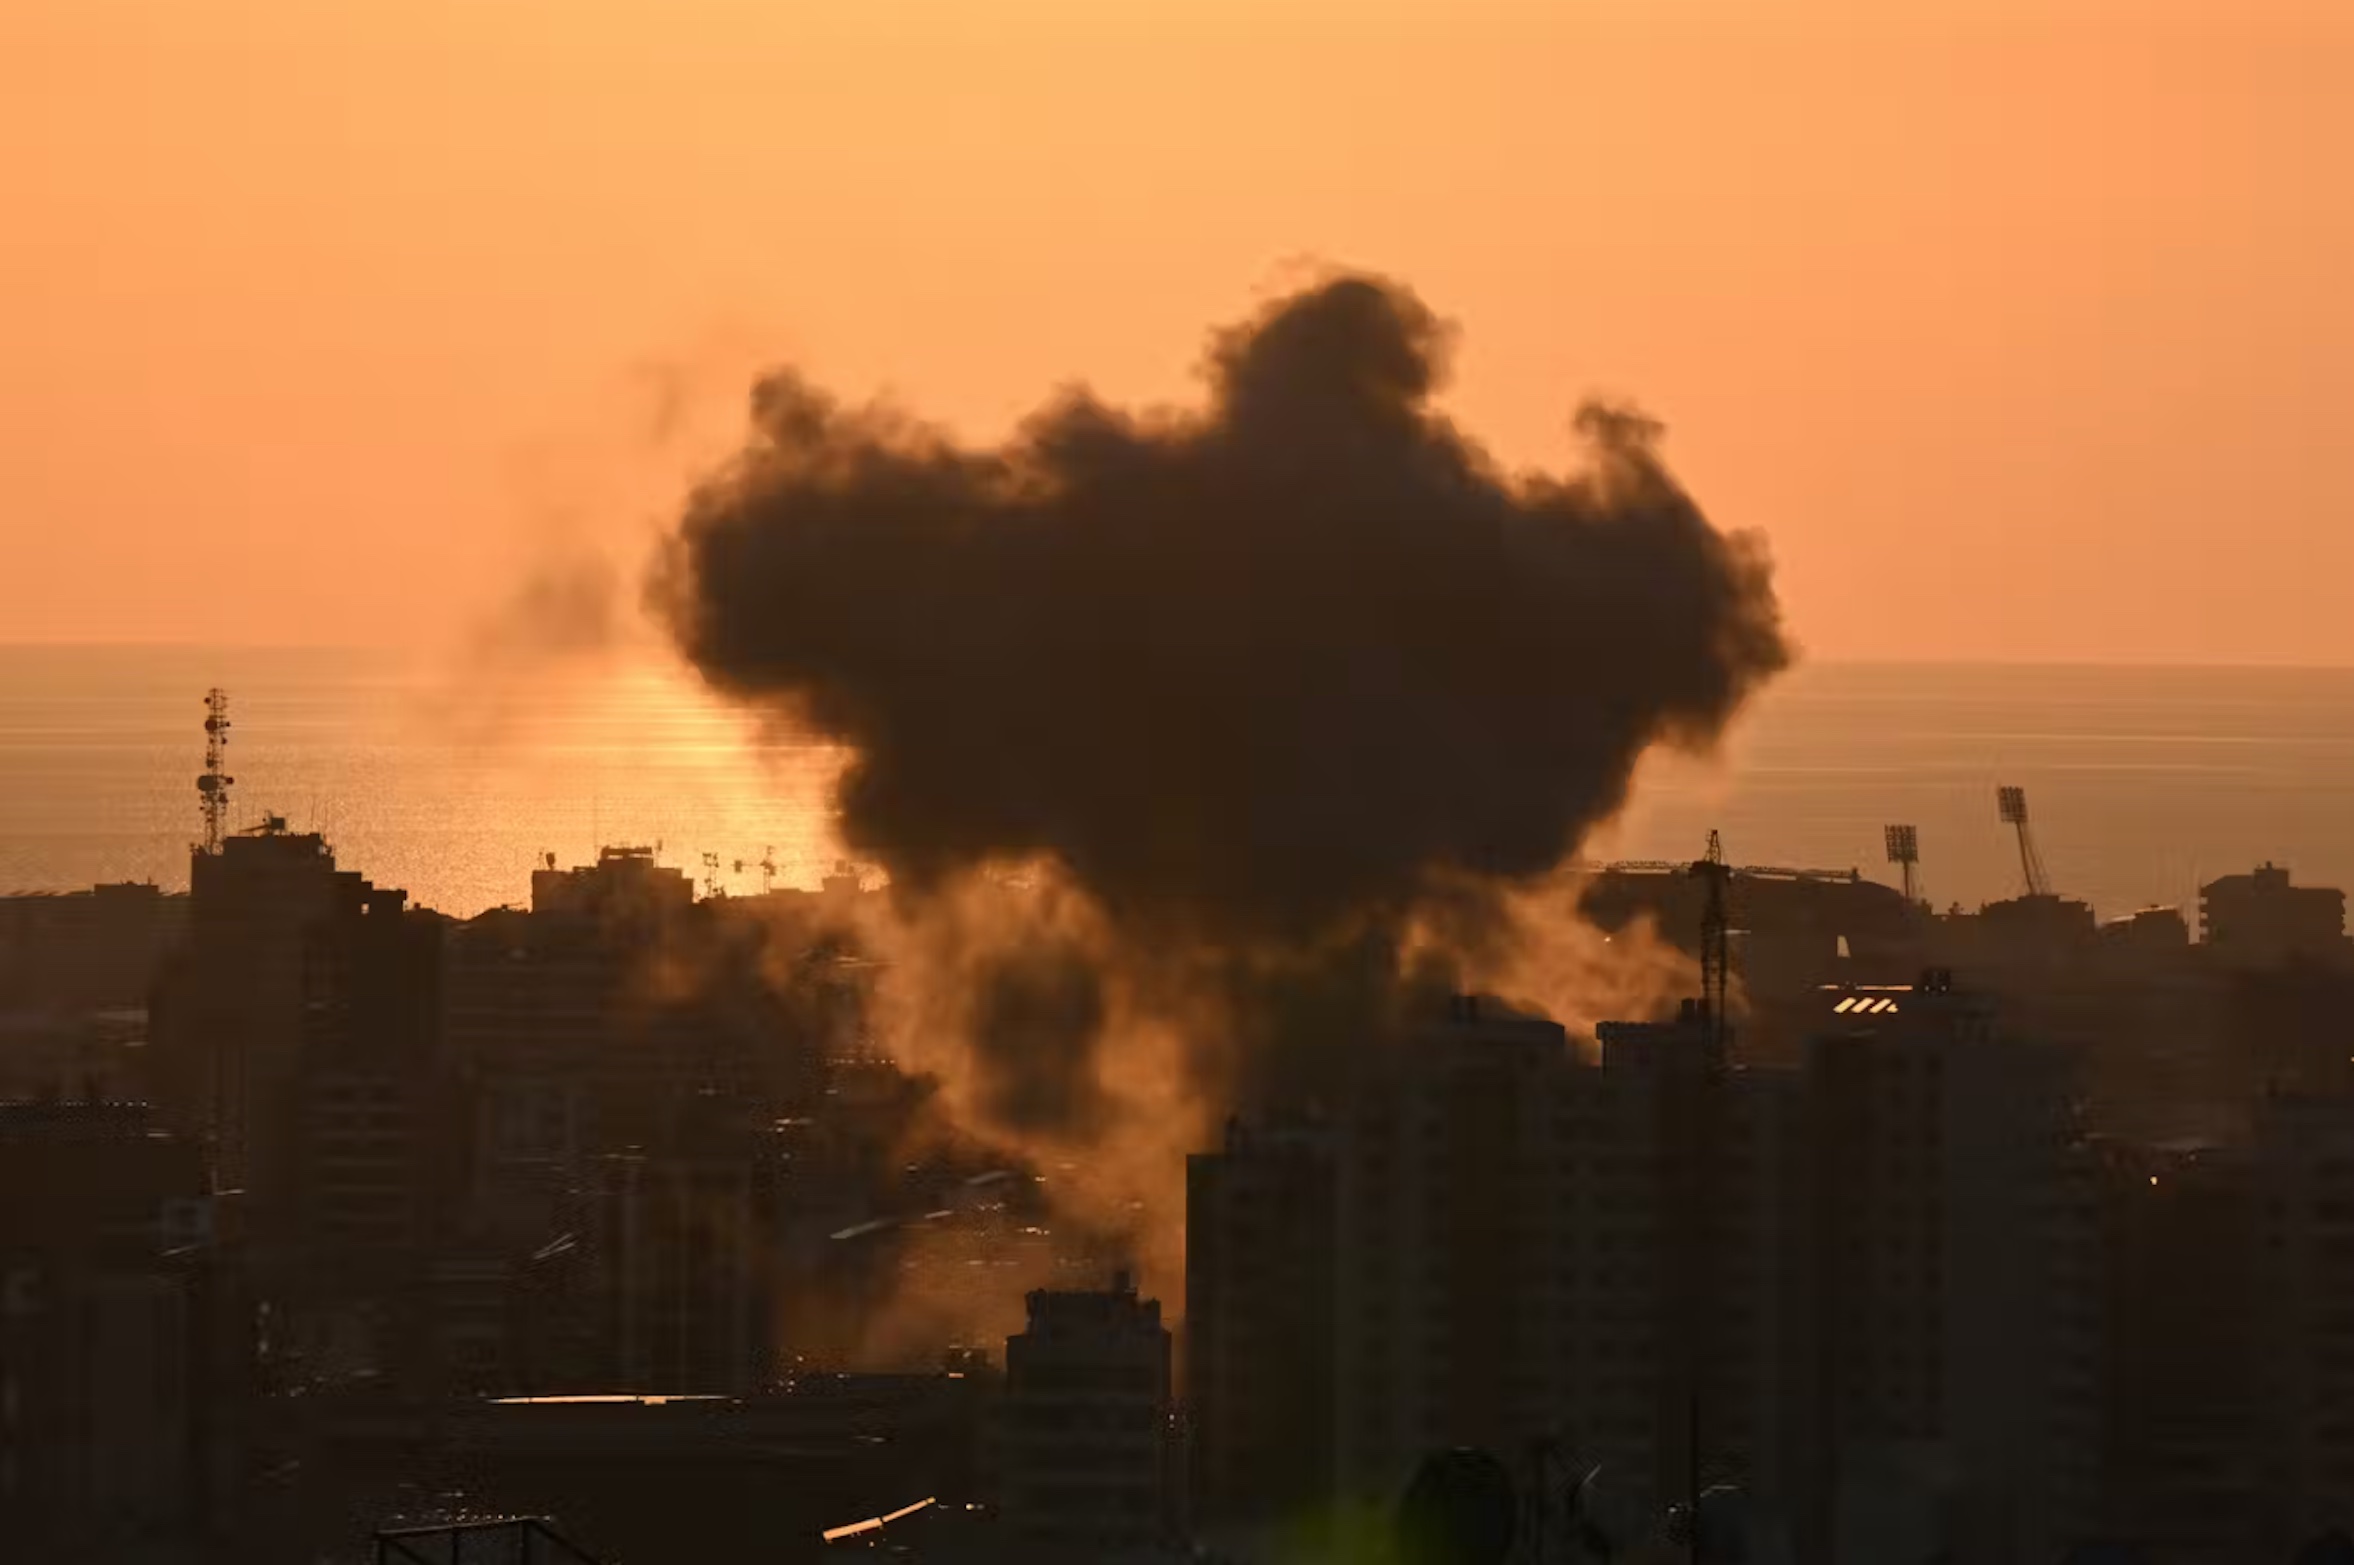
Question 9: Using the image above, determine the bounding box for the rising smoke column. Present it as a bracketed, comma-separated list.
[650, 272, 1788, 1146]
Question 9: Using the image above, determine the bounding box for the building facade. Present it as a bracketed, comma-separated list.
[0, 1102, 238, 1557]
[1001, 1273, 1174, 1561]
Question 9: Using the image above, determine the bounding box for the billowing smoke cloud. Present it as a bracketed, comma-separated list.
[650, 273, 1788, 1287]
[657, 275, 1782, 929]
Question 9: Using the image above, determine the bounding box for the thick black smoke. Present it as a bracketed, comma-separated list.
[653, 273, 1787, 968]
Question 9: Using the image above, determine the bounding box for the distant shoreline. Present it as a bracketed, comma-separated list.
[7, 643, 2354, 676]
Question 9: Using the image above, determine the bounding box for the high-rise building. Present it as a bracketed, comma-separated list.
[1187, 996, 1816, 1552]
[151, 822, 348, 1202]
[141, 817, 460, 1394]
[0, 1101, 239, 1557]
[150, 820, 438, 1377]
[1807, 978, 2103, 1565]
[2250, 1090, 2354, 1546]
[1000, 1271, 1174, 1561]
[443, 904, 617, 1243]
[1599, 1006, 1819, 1539]
[444, 849, 805, 1250]
[1184, 1117, 1335, 1540]
[1317, 999, 1602, 1499]
[1187, 980, 2110, 1564]
[2094, 1140, 2264, 1563]
[584, 1090, 782, 1394]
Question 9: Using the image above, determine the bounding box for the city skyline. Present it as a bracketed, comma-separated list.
[9, 3, 2354, 1559]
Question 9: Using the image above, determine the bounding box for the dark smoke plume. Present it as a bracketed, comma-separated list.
[650, 272, 1788, 1315]
[653, 273, 1787, 964]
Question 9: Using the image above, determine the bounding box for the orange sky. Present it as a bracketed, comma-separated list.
[4, 0, 2349, 663]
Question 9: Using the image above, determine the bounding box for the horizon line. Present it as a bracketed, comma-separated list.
[4, 641, 2353, 676]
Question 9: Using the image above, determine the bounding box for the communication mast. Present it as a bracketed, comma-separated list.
[1690, 829, 1731, 1063]
[1996, 786, 2053, 897]
[1883, 823, 1922, 905]
[197, 689, 234, 854]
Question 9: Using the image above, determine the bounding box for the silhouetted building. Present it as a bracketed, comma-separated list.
[530, 845, 694, 920]
[2202, 864, 2349, 969]
[1325, 999, 1598, 1500]
[151, 822, 347, 1197]
[1808, 977, 2103, 1565]
[1600, 1004, 1820, 1535]
[0, 1100, 239, 1557]
[1937, 893, 2102, 977]
[0, 882, 186, 1012]
[2220, 961, 2354, 1105]
[2095, 1140, 2264, 1563]
[147, 820, 444, 1391]
[2251, 1090, 2354, 1545]
[1188, 997, 1817, 1552]
[289, 875, 446, 1382]
[1001, 1271, 1174, 1560]
[444, 851, 808, 1252]
[2099, 905, 2190, 959]
[1580, 863, 1922, 996]
[1186, 980, 2124, 1562]
[583, 1090, 782, 1394]
[1185, 1118, 1335, 1541]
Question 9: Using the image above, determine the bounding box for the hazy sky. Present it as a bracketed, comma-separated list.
[5, 0, 2349, 663]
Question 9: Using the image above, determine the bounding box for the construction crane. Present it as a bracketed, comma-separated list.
[1690, 830, 1731, 1063]
[197, 689, 233, 854]
[734, 846, 778, 895]
[1996, 785, 2053, 898]
[1587, 857, 1858, 885]
[1883, 823, 1922, 905]
[1683, 830, 1734, 1555]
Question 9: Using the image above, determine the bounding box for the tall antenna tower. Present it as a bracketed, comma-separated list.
[197, 689, 233, 854]
[1996, 785, 2052, 897]
[1883, 823, 1922, 905]
[1690, 829, 1731, 1062]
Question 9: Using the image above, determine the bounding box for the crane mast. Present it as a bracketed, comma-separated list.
[1691, 829, 1731, 1065]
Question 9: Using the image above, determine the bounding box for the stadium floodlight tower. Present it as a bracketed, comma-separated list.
[1996, 785, 2053, 897]
[1883, 824, 1922, 905]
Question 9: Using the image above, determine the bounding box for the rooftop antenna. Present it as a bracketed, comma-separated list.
[197, 689, 233, 854]
[1690, 829, 1731, 1064]
[1883, 823, 1922, 905]
[733, 846, 777, 895]
[700, 851, 725, 900]
[1996, 786, 2053, 897]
